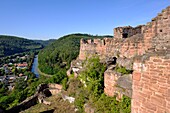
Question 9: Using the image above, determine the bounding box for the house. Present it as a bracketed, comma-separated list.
[3, 64, 8, 67]
[19, 73, 24, 77]
[0, 76, 4, 82]
[21, 56, 26, 60]
[0, 67, 3, 69]
[0, 75, 16, 86]
[4, 67, 10, 74]
[17, 63, 28, 69]
[8, 63, 13, 65]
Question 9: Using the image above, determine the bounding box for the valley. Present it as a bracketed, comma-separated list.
[0, 3, 170, 113]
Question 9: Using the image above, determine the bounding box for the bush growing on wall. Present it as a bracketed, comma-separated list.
[115, 65, 133, 74]
[72, 56, 131, 113]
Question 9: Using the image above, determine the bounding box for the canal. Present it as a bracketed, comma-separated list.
[31, 55, 39, 77]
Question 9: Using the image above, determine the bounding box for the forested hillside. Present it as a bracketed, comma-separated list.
[0, 35, 43, 57]
[33, 39, 56, 47]
[38, 34, 112, 75]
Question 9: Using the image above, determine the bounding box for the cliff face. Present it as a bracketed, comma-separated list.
[70, 6, 170, 113]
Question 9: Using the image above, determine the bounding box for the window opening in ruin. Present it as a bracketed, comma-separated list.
[160, 29, 163, 32]
[111, 57, 117, 65]
[91, 39, 94, 43]
[113, 57, 117, 64]
[103, 40, 105, 45]
[122, 33, 128, 38]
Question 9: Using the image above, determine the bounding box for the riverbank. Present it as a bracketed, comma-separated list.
[31, 54, 53, 77]
[28, 54, 35, 71]
[37, 68, 53, 77]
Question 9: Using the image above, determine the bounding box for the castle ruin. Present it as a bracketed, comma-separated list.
[73, 6, 170, 113]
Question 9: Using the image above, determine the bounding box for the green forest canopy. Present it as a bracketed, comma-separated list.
[38, 33, 112, 75]
[33, 39, 56, 47]
[0, 35, 43, 57]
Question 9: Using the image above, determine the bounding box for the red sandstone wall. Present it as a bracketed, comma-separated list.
[144, 6, 170, 40]
[142, 6, 170, 52]
[78, 6, 170, 112]
[132, 56, 170, 113]
[79, 35, 149, 60]
[104, 70, 118, 96]
[114, 25, 143, 38]
[78, 6, 170, 61]
[104, 70, 132, 99]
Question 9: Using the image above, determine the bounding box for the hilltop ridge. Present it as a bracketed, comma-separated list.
[0, 35, 43, 57]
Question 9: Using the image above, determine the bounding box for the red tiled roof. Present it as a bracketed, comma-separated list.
[17, 63, 28, 67]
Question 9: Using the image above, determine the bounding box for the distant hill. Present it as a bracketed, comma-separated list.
[0, 35, 43, 57]
[38, 33, 112, 74]
[33, 39, 56, 47]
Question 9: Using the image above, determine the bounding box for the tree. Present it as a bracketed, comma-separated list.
[14, 78, 27, 91]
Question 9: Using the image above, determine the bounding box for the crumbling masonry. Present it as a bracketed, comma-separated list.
[70, 6, 170, 113]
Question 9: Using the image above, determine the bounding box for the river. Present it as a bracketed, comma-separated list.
[31, 55, 39, 77]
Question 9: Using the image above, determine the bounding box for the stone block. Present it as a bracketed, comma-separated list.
[142, 102, 156, 111]
[133, 72, 141, 81]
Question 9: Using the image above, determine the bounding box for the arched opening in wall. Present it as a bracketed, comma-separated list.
[91, 39, 94, 43]
[122, 33, 128, 38]
[103, 40, 105, 45]
[112, 57, 117, 64]
[43, 89, 52, 97]
[160, 29, 163, 32]
[106, 57, 117, 66]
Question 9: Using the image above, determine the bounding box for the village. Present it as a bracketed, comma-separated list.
[0, 52, 35, 90]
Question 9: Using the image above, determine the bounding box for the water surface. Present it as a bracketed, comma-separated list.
[31, 55, 39, 77]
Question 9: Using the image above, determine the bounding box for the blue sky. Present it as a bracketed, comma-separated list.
[0, 0, 169, 40]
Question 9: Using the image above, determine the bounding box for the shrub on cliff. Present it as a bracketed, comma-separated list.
[79, 56, 106, 97]
[115, 65, 133, 74]
[70, 56, 131, 113]
[119, 96, 131, 113]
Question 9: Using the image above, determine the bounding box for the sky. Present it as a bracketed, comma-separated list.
[0, 0, 170, 40]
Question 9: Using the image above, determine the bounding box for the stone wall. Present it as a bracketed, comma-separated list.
[78, 6, 170, 61]
[104, 70, 132, 100]
[114, 25, 143, 38]
[48, 83, 62, 95]
[6, 83, 62, 113]
[48, 83, 62, 90]
[104, 70, 119, 97]
[132, 55, 170, 113]
[77, 6, 170, 113]
[7, 93, 38, 113]
[79, 35, 147, 60]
